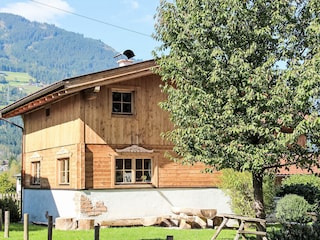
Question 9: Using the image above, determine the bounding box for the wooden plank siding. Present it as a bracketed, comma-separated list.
[21, 64, 221, 190]
[84, 144, 219, 189]
[85, 145, 113, 189]
[83, 74, 172, 146]
[24, 94, 83, 152]
[158, 160, 221, 188]
[24, 144, 82, 189]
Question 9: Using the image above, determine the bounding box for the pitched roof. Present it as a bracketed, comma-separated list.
[0, 59, 156, 118]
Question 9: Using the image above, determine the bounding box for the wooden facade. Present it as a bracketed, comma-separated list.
[1, 60, 221, 192]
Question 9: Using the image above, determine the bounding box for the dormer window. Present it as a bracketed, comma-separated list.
[112, 91, 133, 114]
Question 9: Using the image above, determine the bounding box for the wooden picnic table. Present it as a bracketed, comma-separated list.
[211, 214, 267, 240]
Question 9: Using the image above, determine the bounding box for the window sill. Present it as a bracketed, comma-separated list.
[111, 113, 135, 118]
[114, 183, 154, 189]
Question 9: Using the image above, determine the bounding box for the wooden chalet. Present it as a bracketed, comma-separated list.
[0, 59, 231, 225]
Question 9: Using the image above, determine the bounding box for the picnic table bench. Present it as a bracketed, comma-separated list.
[211, 214, 267, 240]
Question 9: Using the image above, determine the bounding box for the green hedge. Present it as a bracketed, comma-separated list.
[278, 174, 320, 205]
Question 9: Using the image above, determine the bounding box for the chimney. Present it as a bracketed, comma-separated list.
[114, 49, 135, 67]
[117, 59, 134, 67]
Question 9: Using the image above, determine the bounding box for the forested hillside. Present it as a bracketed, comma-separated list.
[0, 13, 119, 84]
[0, 12, 130, 162]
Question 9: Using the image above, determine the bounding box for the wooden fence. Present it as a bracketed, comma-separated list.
[0, 193, 20, 201]
[1, 212, 175, 240]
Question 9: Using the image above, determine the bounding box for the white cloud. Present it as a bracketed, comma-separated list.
[131, 1, 139, 9]
[0, 0, 73, 24]
[122, 0, 139, 10]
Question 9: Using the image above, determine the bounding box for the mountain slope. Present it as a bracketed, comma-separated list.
[0, 13, 120, 84]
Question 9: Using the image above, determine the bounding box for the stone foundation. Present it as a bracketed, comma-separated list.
[55, 217, 95, 230]
[55, 217, 77, 230]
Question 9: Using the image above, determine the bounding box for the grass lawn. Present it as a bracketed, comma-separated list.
[4, 223, 238, 240]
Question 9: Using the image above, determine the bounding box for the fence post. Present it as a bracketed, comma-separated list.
[24, 213, 29, 240]
[94, 224, 100, 240]
[166, 236, 174, 240]
[4, 211, 10, 238]
[0, 208, 2, 231]
[48, 216, 53, 240]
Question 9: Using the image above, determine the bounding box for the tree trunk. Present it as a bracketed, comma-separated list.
[252, 172, 265, 219]
[252, 172, 266, 240]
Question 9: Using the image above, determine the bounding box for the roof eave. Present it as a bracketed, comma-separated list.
[0, 59, 157, 118]
[0, 81, 66, 118]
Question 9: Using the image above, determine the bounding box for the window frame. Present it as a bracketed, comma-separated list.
[111, 89, 135, 115]
[31, 161, 41, 185]
[115, 157, 153, 185]
[58, 157, 70, 185]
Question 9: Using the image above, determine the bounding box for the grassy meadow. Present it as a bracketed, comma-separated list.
[3, 223, 239, 240]
[0, 71, 42, 108]
[0, 71, 40, 93]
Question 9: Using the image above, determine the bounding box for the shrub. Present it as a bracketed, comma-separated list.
[275, 194, 316, 224]
[268, 222, 320, 240]
[219, 169, 276, 216]
[0, 197, 21, 222]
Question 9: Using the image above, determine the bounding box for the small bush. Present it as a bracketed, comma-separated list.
[275, 194, 316, 224]
[0, 197, 21, 222]
[268, 222, 320, 240]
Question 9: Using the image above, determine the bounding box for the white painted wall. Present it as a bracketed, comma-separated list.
[23, 189, 78, 222]
[23, 188, 232, 223]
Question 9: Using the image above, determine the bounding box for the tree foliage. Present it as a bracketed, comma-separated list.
[0, 172, 15, 193]
[154, 0, 320, 219]
[0, 117, 23, 160]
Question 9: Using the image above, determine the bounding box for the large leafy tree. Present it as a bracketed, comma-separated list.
[0, 172, 15, 193]
[154, 0, 320, 220]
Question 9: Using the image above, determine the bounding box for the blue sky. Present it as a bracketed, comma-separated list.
[0, 0, 160, 60]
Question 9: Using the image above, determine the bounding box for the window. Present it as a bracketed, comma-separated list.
[31, 161, 40, 185]
[115, 158, 152, 184]
[45, 108, 50, 117]
[58, 158, 69, 184]
[112, 91, 133, 114]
